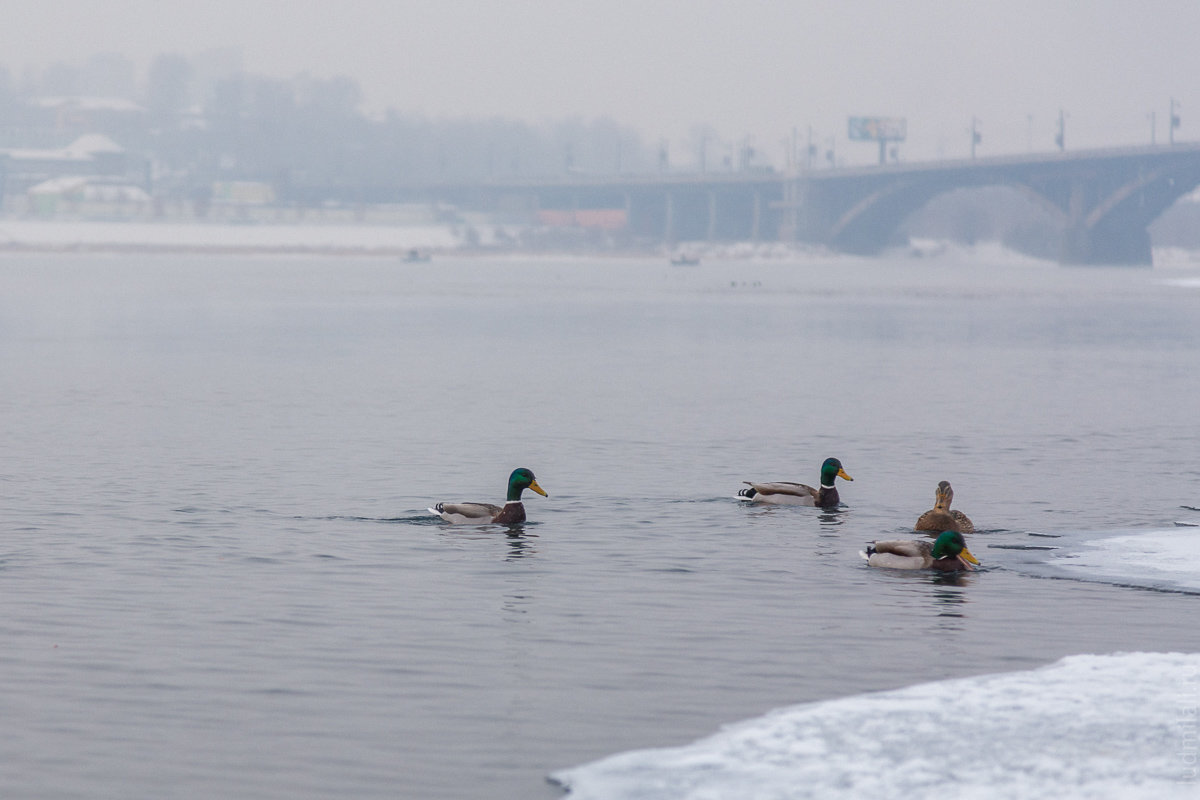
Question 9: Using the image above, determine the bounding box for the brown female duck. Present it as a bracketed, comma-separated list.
[915, 480, 974, 534]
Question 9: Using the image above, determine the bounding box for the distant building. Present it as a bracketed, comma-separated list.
[25, 95, 147, 140]
[26, 174, 151, 217]
[0, 134, 143, 212]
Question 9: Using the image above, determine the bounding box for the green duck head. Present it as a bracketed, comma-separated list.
[930, 530, 979, 566]
[507, 468, 548, 501]
[820, 458, 853, 487]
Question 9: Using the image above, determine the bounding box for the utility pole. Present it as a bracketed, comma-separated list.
[1170, 97, 1181, 145]
[970, 117, 981, 159]
[739, 136, 754, 172]
[1055, 109, 1065, 151]
[1149, 111, 1156, 145]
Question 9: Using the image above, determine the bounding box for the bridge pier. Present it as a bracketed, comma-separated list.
[664, 191, 676, 244]
[776, 178, 800, 242]
[1060, 222, 1153, 265]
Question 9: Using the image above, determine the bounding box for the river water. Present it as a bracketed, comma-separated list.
[1, 248, 1199, 799]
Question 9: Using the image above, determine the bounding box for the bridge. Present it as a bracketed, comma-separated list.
[443, 142, 1200, 265]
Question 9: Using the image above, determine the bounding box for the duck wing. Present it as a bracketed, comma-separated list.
[871, 539, 933, 558]
[429, 502, 502, 524]
[864, 538, 934, 569]
[951, 510, 975, 533]
[743, 481, 819, 499]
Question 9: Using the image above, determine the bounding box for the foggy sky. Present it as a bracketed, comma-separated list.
[7, 0, 1200, 166]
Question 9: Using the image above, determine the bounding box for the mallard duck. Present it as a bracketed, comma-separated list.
[861, 530, 980, 571]
[428, 468, 548, 524]
[914, 480, 974, 534]
[736, 457, 853, 508]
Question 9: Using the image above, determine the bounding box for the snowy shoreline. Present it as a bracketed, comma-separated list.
[0, 219, 837, 260]
[553, 652, 1200, 799]
[2, 218, 1200, 266]
[0, 218, 463, 255]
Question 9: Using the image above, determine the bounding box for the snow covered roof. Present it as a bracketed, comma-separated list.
[1, 134, 125, 162]
[27, 175, 90, 195]
[33, 96, 146, 113]
[27, 175, 150, 202]
[63, 134, 124, 156]
[1, 146, 92, 162]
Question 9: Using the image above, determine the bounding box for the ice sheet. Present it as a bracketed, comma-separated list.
[553, 652, 1200, 799]
[1052, 528, 1200, 593]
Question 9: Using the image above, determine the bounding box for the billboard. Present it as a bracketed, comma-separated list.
[848, 117, 907, 142]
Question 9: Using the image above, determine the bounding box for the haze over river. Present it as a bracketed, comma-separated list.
[2, 247, 1198, 798]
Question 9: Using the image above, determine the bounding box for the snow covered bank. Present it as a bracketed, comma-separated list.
[0, 219, 461, 254]
[553, 652, 1200, 800]
[1051, 528, 1200, 593]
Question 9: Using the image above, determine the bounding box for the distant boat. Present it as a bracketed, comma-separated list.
[670, 254, 700, 266]
[403, 249, 431, 263]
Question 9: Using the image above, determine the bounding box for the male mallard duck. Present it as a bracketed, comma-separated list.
[428, 467, 548, 524]
[914, 480, 974, 534]
[737, 457, 853, 508]
[861, 530, 980, 571]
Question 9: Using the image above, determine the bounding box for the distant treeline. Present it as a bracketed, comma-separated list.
[0, 53, 659, 202]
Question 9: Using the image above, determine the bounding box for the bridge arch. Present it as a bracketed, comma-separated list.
[825, 179, 1062, 256]
[807, 146, 1200, 264]
[827, 180, 945, 254]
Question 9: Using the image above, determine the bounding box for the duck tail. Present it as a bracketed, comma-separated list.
[736, 487, 757, 500]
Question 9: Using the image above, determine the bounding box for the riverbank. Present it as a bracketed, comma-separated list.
[0, 218, 462, 255]
[3, 217, 1200, 267]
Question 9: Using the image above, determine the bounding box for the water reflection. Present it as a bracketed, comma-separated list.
[434, 527, 539, 560]
[929, 574, 973, 626]
[502, 532, 538, 623]
[931, 572, 974, 591]
[502, 590, 534, 621]
[503, 529, 537, 560]
[818, 509, 847, 528]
